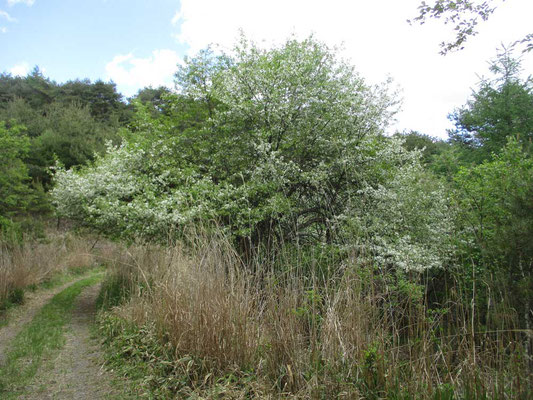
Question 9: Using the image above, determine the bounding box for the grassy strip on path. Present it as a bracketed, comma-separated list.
[0, 266, 103, 328]
[0, 272, 103, 398]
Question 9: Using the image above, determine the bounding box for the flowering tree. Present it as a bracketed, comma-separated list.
[52, 37, 453, 271]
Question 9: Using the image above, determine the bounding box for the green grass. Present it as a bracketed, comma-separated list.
[97, 312, 264, 399]
[0, 266, 103, 328]
[39, 265, 101, 289]
[0, 272, 103, 398]
[0, 288, 25, 313]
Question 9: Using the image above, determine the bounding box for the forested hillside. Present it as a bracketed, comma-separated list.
[0, 69, 168, 229]
[1, 37, 532, 398]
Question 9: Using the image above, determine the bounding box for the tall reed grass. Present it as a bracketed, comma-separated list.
[98, 233, 532, 398]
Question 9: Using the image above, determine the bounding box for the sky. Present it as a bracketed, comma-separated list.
[1, 0, 532, 139]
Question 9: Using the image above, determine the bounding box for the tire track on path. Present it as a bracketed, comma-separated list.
[20, 283, 130, 399]
[0, 280, 74, 367]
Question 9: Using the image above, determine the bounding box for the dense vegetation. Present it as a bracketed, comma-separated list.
[0, 68, 169, 234]
[2, 37, 532, 398]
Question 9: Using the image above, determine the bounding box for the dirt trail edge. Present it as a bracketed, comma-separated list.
[20, 283, 126, 400]
[0, 280, 74, 367]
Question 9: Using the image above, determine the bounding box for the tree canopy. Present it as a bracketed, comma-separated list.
[0, 70, 128, 187]
[448, 47, 533, 162]
[52, 37, 453, 272]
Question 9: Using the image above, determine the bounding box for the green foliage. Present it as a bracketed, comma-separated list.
[449, 48, 533, 162]
[52, 37, 453, 272]
[0, 288, 25, 312]
[0, 69, 128, 192]
[0, 70, 129, 124]
[97, 313, 226, 399]
[0, 67, 54, 109]
[395, 130, 460, 178]
[0, 97, 43, 138]
[130, 86, 173, 118]
[7, 287, 24, 305]
[454, 138, 533, 260]
[0, 122, 33, 217]
[96, 274, 131, 310]
[454, 137, 533, 324]
[55, 79, 129, 123]
[0, 101, 120, 187]
[396, 131, 448, 164]
[37, 102, 118, 169]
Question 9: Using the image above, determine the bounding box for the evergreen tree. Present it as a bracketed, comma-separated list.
[449, 48, 533, 162]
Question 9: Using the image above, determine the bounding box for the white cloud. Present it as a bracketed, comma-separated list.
[7, 0, 35, 6]
[0, 27, 7, 33]
[10, 62, 30, 76]
[171, 11, 181, 26]
[105, 49, 182, 97]
[0, 10, 16, 22]
[172, 0, 533, 138]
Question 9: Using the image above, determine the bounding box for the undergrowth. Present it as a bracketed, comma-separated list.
[95, 237, 532, 399]
[98, 314, 270, 399]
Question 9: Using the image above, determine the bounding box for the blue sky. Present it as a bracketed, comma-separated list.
[1, 0, 186, 86]
[1, 0, 532, 138]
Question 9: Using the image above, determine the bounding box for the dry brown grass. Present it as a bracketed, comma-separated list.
[0, 227, 117, 307]
[99, 234, 532, 399]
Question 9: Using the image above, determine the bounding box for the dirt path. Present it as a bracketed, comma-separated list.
[19, 283, 129, 400]
[0, 281, 74, 367]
